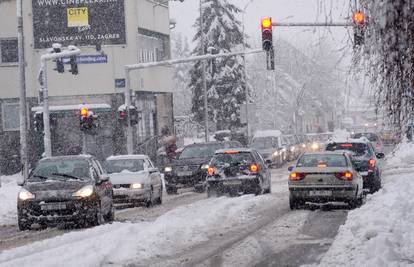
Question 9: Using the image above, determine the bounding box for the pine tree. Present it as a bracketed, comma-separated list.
[171, 33, 192, 116]
[189, 0, 246, 131]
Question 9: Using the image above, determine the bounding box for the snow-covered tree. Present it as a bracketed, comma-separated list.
[189, 0, 246, 130]
[358, 1, 414, 129]
[171, 33, 192, 116]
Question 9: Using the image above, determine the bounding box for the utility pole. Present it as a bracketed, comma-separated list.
[17, 0, 28, 179]
[200, 0, 209, 142]
[124, 69, 133, 154]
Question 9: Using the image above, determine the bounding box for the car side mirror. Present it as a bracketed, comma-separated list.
[17, 179, 25, 186]
[149, 167, 159, 174]
[265, 159, 272, 165]
[376, 152, 385, 159]
[98, 175, 110, 184]
[288, 166, 294, 172]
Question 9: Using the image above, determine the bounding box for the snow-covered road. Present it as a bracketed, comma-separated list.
[0, 163, 352, 267]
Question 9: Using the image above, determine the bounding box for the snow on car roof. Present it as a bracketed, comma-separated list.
[253, 130, 282, 138]
[326, 137, 370, 144]
[106, 155, 148, 160]
[41, 154, 94, 161]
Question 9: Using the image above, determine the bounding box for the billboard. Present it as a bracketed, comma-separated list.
[32, 0, 126, 49]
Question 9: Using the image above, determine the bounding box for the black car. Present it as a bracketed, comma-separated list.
[164, 141, 242, 194]
[206, 148, 271, 197]
[17, 155, 114, 230]
[325, 140, 385, 193]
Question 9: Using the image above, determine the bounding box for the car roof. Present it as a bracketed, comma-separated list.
[326, 137, 370, 144]
[40, 154, 94, 162]
[215, 148, 253, 154]
[186, 141, 239, 147]
[302, 151, 349, 156]
[106, 154, 149, 161]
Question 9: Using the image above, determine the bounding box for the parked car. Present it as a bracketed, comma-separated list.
[17, 155, 114, 230]
[325, 138, 384, 193]
[288, 152, 364, 209]
[351, 132, 383, 152]
[104, 155, 163, 207]
[206, 148, 271, 197]
[164, 141, 242, 194]
[250, 130, 286, 168]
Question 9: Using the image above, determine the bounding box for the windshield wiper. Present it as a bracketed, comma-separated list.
[51, 173, 83, 180]
[30, 174, 48, 180]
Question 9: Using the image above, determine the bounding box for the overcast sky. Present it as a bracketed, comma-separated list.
[170, 0, 353, 62]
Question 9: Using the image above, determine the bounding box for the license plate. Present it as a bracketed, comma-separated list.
[309, 190, 332, 197]
[177, 171, 193, 177]
[223, 180, 242, 185]
[41, 203, 67, 211]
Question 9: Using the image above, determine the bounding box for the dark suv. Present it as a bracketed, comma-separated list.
[17, 155, 114, 230]
[325, 140, 384, 193]
[164, 141, 241, 194]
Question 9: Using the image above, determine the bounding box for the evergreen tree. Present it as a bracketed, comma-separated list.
[171, 33, 192, 116]
[189, 0, 246, 130]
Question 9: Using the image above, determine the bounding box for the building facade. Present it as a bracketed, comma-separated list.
[0, 0, 173, 174]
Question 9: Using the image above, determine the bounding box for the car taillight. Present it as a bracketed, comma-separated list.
[250, 163, 259, 173]
[368, 159, 376, 170]
[335, 171, 353, 181]
[290, 172, 306, 181]
[207, 167, 215, 176]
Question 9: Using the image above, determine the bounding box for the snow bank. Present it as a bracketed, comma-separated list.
[320, 142, 414, 267]
[0, 174, 21, 225]
[0, 194, 272, 267]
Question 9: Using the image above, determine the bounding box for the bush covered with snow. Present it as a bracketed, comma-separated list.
[320, 143, 414, 266]
[0, 174, 21, 225]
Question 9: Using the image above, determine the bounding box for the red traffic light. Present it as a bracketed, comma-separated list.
[261, 17, 272, 30]
[353, 11, 365, 26]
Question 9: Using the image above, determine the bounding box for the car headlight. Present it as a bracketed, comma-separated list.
[130, 183, 143, 189]
[281, 148, 287, 152]
[164, 166, 172, 172]
[273, 151, 279, 156]
[311, 143, 320, 150]
[72, 185, 94, 198]
[302, 144, 306, 148]
[18, 189, 35, 201]
[201, 164, 209, 170]
[290, 147, 296, 152]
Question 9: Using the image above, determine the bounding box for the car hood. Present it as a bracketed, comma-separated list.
[24, 180, 92, 200]
[108, 171, 149, 185]
[172, 157, 209, 167]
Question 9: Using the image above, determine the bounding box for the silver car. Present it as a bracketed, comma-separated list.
[288, 152, 364, 209]
[105, 155, 163, 207]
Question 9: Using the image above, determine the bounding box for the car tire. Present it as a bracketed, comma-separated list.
[372, 178, 381, 193]
[207, 186, 219, 198]
[104, 204, 115, 222]
[156, 185, 163, 205]
[146, 188, 154, 208]
[194, 184, 206, 193]
[18, 218, 31, 231]
[255, 179, 264, 196]
[90, 206, 104, 227]
[289, 194, 302, 210]
[264, 184, 272, 194]
[349, 198, 363, 209]
[166, 185, 178, 195]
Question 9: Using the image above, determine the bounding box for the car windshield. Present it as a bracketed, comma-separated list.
[179, 144, 223, 159]
[251, 137, 275, 150]
[352, 133, 379, 142]
[29, 159, 90, 181]
[297, 154, 348, 168]
[211, 152, 254, 167]
[105, 159, 145, 174]
[325, 142, 371, 157]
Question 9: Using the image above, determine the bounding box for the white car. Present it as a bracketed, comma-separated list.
[104, 155, 163, 207]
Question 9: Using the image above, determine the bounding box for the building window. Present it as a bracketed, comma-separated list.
[2, 103, 20, 131]
[137, 28, 170, 63]
[0, 39, 18, 64]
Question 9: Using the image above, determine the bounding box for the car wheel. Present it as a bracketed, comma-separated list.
[194, 184, 206, 193]
[166, 185, 178, 195]
[265, 184, 272, 194]
[156, 185, 163, 205]
[146, 188, 154, 208]
[349, 198, 363, 209]
[90, 206, 104, 227]
[18, 218, 31, 231]
[289, 194, 302, 210]
[255, 179, 264, 196]
[207, 186, 219, 198]
[104, 204, 115, 222]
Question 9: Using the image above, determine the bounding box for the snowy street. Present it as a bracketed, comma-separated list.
[0, 162, 352, 267]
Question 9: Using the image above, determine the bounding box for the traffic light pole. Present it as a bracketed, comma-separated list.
[38, 45, 81, 157]
[124, 69, 134, 155]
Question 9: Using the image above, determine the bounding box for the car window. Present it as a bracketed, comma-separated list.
[325, 142, 372, 157]
[251, 137, 274, 150]
[297, 154, 348, 168]
[211, 152, 254, 167]
[105, 159, 146, 174]
[179, 144, 222, 159]
[28, 158, 92, 181]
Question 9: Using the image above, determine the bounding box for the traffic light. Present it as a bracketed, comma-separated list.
[261, 17, 273, 51]
[79, 107, 98, 134]
[353, 11, 366, 46]
[118, 106, 140, 126]
[69, 56, 78, 75]
[34, 112, 44, 132]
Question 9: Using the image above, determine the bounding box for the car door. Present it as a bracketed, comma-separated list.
[146, 158, 162, 197]
[254, 151, 270, 189]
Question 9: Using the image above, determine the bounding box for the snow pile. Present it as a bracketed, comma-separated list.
[320, 142, 414, 266]
[0, 195, 272, 267]
[0, 174, 21, 225]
